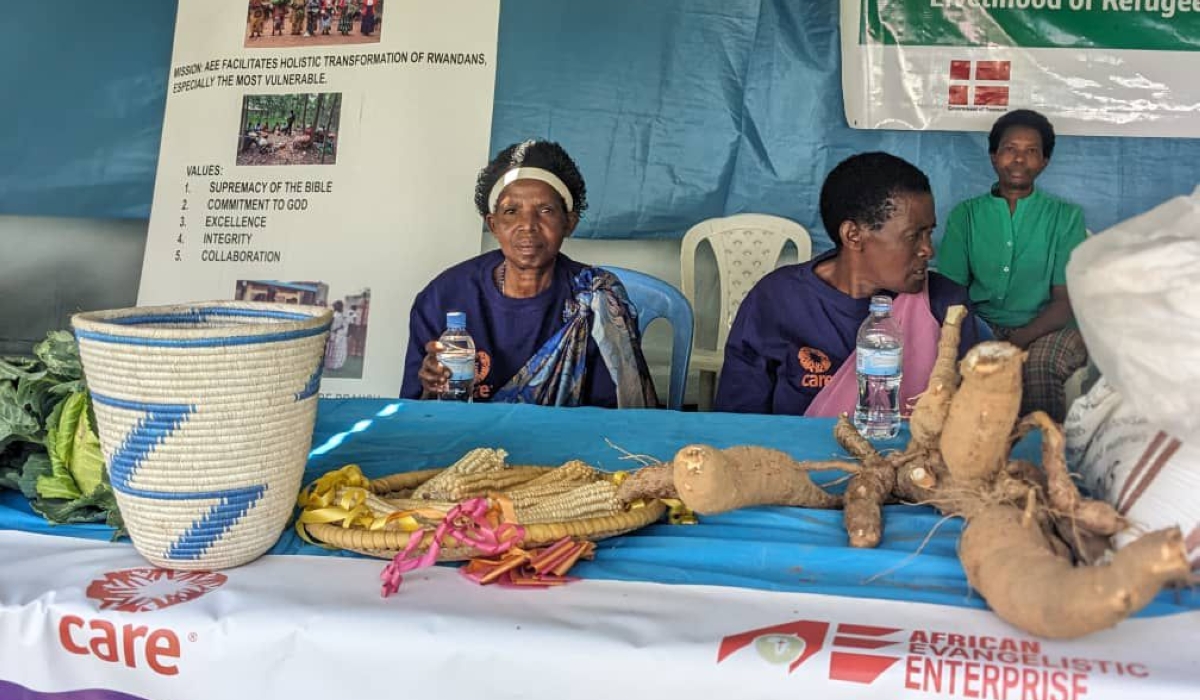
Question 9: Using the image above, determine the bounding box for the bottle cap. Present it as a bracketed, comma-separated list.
[869, 295, 892, 314]
[445, 311, 466, 329]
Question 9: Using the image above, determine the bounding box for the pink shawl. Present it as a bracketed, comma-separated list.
[803, 285, 941, 418]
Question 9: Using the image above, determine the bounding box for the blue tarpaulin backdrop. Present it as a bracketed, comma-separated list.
[4, 0, 1199, 248]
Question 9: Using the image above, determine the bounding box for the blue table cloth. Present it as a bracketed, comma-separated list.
[2, 399, 1194, 617]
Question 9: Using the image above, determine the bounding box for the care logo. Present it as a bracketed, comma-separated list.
[797, 347, 833, 389]
[717, 619, 903, 685]
[87, 568, 228, 612]
[58, 568, 224, 676]
[475, 350, 493, 399]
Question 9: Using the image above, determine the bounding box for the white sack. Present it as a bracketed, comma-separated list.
[1066, 185, 1200, 441]
[1065, 378, 1198, 569]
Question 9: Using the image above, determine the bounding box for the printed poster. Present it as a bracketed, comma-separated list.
[840, 0, 1200, 137]
[138, 0, 500, 397]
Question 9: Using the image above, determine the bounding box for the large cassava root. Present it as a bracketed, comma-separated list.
[959, 505, 1189, 639]
[616, 305, 1192, 639]
[616, 445, 849, 513]
[673, 445, 844, 513]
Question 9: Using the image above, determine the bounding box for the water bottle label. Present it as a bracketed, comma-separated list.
[441, 356, 475, 381]
[857, 348, 901, 376]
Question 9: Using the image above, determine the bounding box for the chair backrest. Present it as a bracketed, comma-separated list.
[680, 213, 812, 353]
[602, 266, 694, 411]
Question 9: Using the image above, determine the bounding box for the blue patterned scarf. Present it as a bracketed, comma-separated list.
[493, 267, 658, 408]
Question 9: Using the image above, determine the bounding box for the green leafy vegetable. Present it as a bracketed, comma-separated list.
[34, 331, 84, 381]
[0, 382, 42, 446]
[0, 446, 46, 497]
[43, 391, 105, 497]
[0, 331, 123, 536]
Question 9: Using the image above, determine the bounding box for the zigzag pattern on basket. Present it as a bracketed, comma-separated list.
[296, 360, 324, 401]
[165, 484, 267, 561]
[92, 391, 267, 561]
[94, 392, 196, 496]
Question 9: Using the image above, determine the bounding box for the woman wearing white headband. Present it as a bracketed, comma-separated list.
[401, 139, 658, 408]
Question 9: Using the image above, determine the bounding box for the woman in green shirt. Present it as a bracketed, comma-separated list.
[937, 109, 1088, 422]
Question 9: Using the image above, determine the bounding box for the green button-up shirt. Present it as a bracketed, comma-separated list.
[936, 188, 1086, 328]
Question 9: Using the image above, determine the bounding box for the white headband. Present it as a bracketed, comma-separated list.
[487, 167, 575, 213]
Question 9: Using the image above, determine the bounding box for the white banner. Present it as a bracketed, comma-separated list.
[1, 531, 1198, 699]
[137, 0, 500, 397]
[840, 0, 1200, 137]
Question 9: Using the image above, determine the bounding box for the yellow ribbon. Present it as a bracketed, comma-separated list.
[295, 464, 422, 544]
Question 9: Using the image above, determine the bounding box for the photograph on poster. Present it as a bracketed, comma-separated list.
[236, 92, 342, 166]
[245, 0, 383, 48]
[234, 280, 371, 379]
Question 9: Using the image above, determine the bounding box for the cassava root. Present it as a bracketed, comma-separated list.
[614, 305, 1192, 639]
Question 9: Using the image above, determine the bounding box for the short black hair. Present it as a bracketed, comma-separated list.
[473, 140, 589, 217]
[819, 152, 932, 249]
[988, 109, 1055, 160]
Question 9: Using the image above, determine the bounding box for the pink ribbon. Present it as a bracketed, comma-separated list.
[380, 497, 526, 597]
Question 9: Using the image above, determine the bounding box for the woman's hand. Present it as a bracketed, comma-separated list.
[418, 340, 450, 398]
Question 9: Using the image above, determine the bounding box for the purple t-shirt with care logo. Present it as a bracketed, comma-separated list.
[714, 251, 979, 416]
[401, 249, 618, 406]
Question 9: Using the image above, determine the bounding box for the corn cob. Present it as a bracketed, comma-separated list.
[514, 480, 622, 524]
[433, 466, 548, 500]
[335, 486, 402, 516]
[331, 487, 450, 528]
[411, 448, 508, 500]
[504, 460, 602, 508]
[381, 496, 458, 512]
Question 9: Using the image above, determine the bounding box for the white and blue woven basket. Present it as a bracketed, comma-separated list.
[72, 302, 333, 570]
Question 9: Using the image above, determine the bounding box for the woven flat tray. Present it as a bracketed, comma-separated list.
[303, 466, 666, 561]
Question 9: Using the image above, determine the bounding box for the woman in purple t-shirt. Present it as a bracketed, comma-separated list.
[715, 152, 980, 416]
[401, 140, 658, 408]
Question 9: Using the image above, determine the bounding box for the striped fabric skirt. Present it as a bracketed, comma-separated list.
[988, 323, 1088, 422]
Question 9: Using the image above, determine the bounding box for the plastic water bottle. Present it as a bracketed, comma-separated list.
[436, 312, 475, 402]
[854, 295, 903, 439]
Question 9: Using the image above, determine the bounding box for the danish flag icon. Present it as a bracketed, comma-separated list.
[949, 59, 1011, 107]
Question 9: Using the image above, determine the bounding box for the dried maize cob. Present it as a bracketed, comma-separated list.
[307, 486, 423, 532]
[504, 461, 603, 508]
[508, 460, 599, 490]
[381, 497, 458, 512]
[324, 486, 400, 519]
[436, 466, 548, 500]
[411, 448, 508, 500]
[515, 481, 622, 524]
[349, 488, 406, 516]
[506, 482, 589, 509]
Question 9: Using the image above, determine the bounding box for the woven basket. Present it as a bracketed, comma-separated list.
[72, 301, 332, 570]
[304, 466, 667, 561]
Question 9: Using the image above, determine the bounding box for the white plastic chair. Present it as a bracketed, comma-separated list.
[680, 214, 812, 409]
